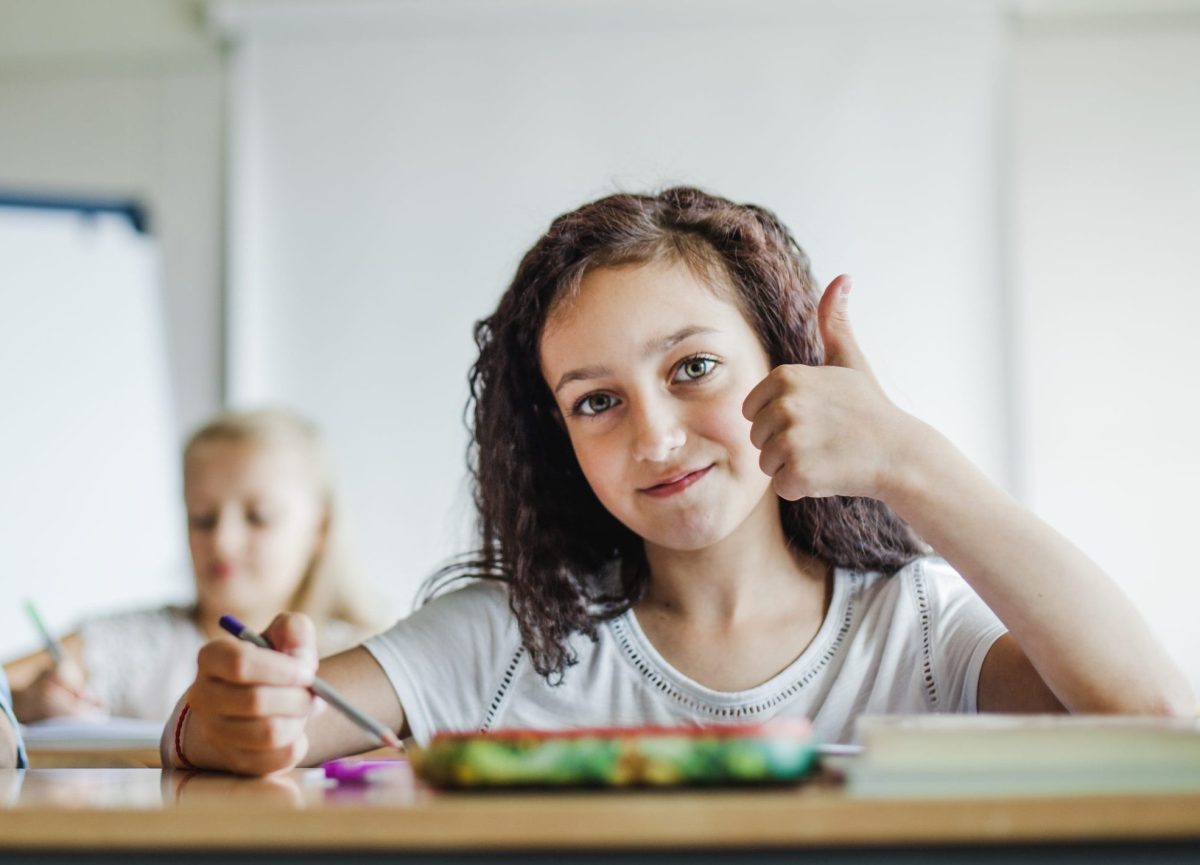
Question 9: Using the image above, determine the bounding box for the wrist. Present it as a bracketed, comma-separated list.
[173, 703, 197, 770]
[875, 412, 943, 509]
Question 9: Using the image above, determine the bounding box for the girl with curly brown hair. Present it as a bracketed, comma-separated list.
[165, 188, 1192, 775]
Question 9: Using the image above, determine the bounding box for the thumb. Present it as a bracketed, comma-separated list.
[262, 613, 319, 670]
[817, 275, 874, 376]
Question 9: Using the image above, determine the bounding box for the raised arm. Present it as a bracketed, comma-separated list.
[880, 418, 1192, 715]
[160, 613, 406, 775]
[744, 275, 1194, 716]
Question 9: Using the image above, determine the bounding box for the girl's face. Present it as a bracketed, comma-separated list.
[183, 439, 326, 620]
[540, 259, 775, 553]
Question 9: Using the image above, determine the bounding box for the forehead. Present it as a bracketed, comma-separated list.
[540, 259, 753, 372]
[184, 439, 313, 496]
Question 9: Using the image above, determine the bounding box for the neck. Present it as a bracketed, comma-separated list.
[638, 492, 828, 627]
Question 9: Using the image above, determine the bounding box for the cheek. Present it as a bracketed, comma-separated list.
[695, 391, 756, 463]
[252, 523, 316, 572]
[569, 434, 619, 494]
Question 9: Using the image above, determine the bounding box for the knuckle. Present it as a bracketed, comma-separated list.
[261, 718, 289, 749]
[241, 687, 267, 716]
[197, 641, 224, 669]
[779, 399, 802, 425]
[228, 651, 252, 683]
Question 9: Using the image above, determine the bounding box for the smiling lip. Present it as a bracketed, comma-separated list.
[640, 465, 713, 498]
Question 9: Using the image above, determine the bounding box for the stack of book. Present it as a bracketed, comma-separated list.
[843, 714, 1200, 798]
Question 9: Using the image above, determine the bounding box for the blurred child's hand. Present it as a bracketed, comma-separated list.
[185, 612, 318, 776]
[742, 275, 919, 501]
[13, 659, 106, 723]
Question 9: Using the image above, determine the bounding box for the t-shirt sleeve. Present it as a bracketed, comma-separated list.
[0, 668, 26, 768]
[362, 581, 521, 746]
[922, 558, 1008, 712]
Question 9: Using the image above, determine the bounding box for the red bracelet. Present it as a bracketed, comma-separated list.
[173, 703, 197, 770]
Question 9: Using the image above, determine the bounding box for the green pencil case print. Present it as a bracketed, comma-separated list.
[411, 719, 817, 788]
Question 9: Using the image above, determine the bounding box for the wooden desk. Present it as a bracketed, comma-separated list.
[25, 746, 161, 769]
[1, 768, 1199, 863]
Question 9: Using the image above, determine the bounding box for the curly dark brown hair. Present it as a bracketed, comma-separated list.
[433, 186, 925, 681]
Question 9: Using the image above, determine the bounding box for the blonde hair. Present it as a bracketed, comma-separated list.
[183, 408, 383, 651]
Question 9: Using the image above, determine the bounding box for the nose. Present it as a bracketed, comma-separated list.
[211, 509, 247, 558]
[630, 394, 686, 463]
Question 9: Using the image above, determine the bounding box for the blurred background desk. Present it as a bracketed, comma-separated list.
[1, 768, 1199, 863]
[20, 719, 165, 769]
[24, 746, 160, 768]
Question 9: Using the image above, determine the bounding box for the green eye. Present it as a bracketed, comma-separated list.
[675, 356, 717, 382]
[574, 392, 618, 417]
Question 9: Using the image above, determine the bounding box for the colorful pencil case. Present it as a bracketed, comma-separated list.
[411, 720, 817, 788]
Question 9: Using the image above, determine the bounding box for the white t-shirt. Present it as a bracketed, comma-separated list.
[364, 557, 1007, 745]
[78, 606, 207, 721]
[79, 606, 363, 721]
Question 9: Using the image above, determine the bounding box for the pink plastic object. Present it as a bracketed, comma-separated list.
[323, 757, 411, 785]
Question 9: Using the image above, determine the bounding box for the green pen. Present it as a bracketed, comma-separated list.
[24, 600, 65, 665]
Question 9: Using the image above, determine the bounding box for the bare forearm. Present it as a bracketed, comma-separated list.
[882, 418, 1194, 715]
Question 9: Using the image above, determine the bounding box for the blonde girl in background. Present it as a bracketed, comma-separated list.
[5, 409, 381, 722]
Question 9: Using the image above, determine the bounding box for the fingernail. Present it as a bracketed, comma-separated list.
[840, 277, 852, 298]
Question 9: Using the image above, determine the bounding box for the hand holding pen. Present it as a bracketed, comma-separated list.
[15, 601, 106, 722]
[176, 612, 399, 775]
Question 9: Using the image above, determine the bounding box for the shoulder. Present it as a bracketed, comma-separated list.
[366, 579, 517, 655]
[416, 579, 513, 625]
[318, 618, 369, 655]
[852, 556, 973, 612]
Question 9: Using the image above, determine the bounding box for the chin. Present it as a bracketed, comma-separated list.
[636, 514, 737, 553]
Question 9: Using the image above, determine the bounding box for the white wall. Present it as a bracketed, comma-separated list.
[0, 0, 225, 436]
[0, 210, 185, 656]
[215, 0, 1010, 615]
[0, 0, 225, 655]
[3, 0, 1196, 695]
[1011, 11, 1200, 692]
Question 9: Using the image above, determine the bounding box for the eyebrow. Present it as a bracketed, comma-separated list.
[552, 325, 719, 395]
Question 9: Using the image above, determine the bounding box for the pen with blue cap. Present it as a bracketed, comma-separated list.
[218, 614, 402, 750]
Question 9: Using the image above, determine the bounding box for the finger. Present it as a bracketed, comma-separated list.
[54, 658, 89, 690]
[193, 679, 315, 719]
[262, 613, 318, 668]
[772, 465, 811, 502]
[205, 715, 310, 752]
[817, 274, 874, 377]
[742, 366, 794, 422]
[748, 397, 801, 451]
[44, 685, 101, 718]
[757, 435, 790, 481]
[199, 640, 316, 688]
[225, 737, 309, 777]
[47, 675, 106, 710]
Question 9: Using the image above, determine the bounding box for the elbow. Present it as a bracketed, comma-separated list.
[1073, 676, 1196, 718]
[1152, 686, 1198, 719]
[1116, 681, 1197, 719]
[1149, 670, 1197, 718]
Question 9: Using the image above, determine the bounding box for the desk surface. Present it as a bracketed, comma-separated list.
[2, 768, 1200, 853]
